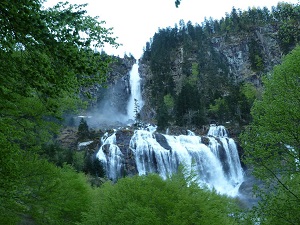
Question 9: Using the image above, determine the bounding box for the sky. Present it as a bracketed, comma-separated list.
[44, 0, 299, 59]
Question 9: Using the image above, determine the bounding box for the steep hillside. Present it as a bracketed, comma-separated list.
[138, 2, 300, 130]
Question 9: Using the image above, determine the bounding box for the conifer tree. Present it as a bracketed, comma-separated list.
[78, 118, 90, 141]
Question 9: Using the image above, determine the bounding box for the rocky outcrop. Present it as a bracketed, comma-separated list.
[56, 127, 78, 150]
[82, 55, 136, 118]
[138, 60, 156, 123]
[212, 25, 282, 84]
[138, 24, 285, 123]
[115, 129, 137, 176]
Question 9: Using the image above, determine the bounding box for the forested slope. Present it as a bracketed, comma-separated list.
[139, 2, 300, 130]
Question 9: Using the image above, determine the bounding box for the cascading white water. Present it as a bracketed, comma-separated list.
[207, 125, 228, 137]
[129, 127, 243, 196]
[97, 125, 244, 196]
[127, 63, 143, 120]
[96, 132, 123, 181]
[129, 130, 172, 178]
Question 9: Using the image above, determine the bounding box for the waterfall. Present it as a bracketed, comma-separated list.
[207, 124, 228, 137]
[127, 63, 143, 120]
[96, 132, 124, 181]
[96, 125, 244, 196]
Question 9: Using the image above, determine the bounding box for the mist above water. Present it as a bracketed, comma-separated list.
[78, 62, 143, 128]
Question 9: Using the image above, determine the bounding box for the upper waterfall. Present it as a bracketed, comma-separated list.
[207, 125, 228, 137]
[127, 63, 143, 120]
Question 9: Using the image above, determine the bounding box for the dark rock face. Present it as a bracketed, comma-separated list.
[56, 127, 78, 150]
[94, 75, 130, 115]
[154, 133, 172, 150]
[115, 129, 137, 176]
[217, 138, 230, 176]
[201, 136, 210, 145]
[211, 25, 282, 84]
[82, 55, 136, 123]
[236, 142, 247, 170]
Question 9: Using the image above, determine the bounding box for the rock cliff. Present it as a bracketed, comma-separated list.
[138, 23, 289, 125]
[79, 54, 136, 127]
[79, 4, 300, 130]
[211, 25, 282, 84]
[88, 54, 135, 112]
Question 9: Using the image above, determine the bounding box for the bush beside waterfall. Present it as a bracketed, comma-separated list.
[80, 169, 241, 225]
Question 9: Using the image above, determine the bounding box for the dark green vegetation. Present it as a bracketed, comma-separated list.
[0, 0, 116, 223]
[141, 2, 300, 130]
[240, 45, 300, 224]
[1, 0, 300, 224]
[80, 168, 240, 225]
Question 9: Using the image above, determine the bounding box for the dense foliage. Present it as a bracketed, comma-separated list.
[1, 1, 241, 224]
[0, 0, 118, 223]
[80, 169, 241, 225]
[240, 45, 300, 224]
[2, 0, 300, 224]
[141, 2, 300, 130]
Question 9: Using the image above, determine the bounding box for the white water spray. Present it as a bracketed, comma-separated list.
[97, 125, 244, 196]
[127, 63, 143, 120]
[96, 132, 123, 181]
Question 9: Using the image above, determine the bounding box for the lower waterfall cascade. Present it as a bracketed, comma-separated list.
[96, 125, 244, 197]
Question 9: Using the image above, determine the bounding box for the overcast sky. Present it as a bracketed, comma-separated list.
[44, 0, 299, 58]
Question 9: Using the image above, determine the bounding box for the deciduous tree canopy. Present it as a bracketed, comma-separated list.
[80, 169, 240, 225]
[0, 0, 118, 223]
[240, 45, 300, 224]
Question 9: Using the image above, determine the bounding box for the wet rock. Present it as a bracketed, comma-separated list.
[238, 171, 262, 209]
[154, 133, 172, 150]
[115, 129, 137, 176]
[201, 136, 210, 145]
